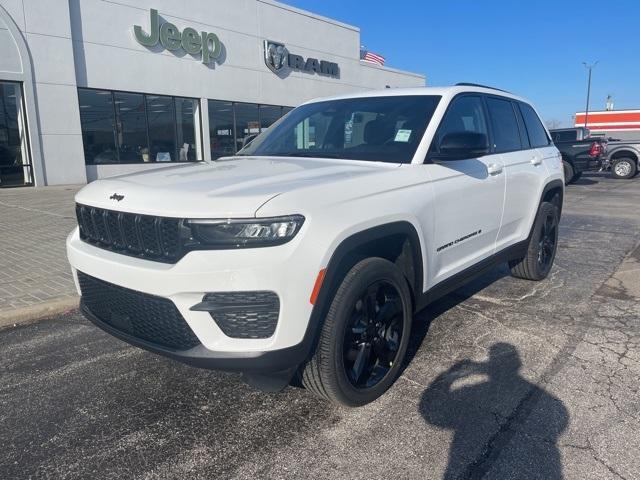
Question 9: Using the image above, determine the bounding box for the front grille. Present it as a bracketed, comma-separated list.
[78, 272, 200, 351]
[196, 291, 280, 339]
[75, 204, 184, 262]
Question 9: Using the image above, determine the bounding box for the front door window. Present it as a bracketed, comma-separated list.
[0, 81, 32, 187]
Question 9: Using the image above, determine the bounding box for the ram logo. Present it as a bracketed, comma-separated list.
[109, 193, 125, 202]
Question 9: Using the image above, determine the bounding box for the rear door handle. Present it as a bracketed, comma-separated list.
[487, 163, 503, 175]
[530, 156, 542, 166]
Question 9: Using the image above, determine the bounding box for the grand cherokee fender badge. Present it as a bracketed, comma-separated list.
[109, 193, 124, 202]
[437, 229, 482, 252]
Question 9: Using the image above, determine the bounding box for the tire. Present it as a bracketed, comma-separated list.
[300, 257, 412, 407]
[509, 201, 559, 281]
[562, 160, 574, 185]
[571, 171, 582, 183]
[611, 157, 637, 179]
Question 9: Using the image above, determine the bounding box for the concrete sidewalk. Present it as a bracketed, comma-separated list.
[0, 185, 82, 324]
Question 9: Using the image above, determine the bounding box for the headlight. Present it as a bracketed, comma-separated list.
[187, 215, 305, 248]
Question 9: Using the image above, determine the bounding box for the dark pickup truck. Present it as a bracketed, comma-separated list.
[599, 140, 640, 179]
[549, 127, 606, 184]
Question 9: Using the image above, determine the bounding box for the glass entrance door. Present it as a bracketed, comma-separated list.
[0, 81, 33, 187]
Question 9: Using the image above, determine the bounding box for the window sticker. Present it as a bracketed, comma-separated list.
[394, 129, 412, 142]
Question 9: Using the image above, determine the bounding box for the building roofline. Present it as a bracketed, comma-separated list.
[258, 0, 360, 32]
[358, 60, 426, 80]
[576, 109, 640, 115]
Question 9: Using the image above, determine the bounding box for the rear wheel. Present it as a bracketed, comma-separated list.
[562, 160, 575, 185]
[509, 201, 559, 281]
[300, 258, 412, 407]
[611, 157, 637, 179]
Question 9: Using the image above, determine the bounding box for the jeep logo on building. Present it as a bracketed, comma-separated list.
[134, 9, 221, 65]
[264, 40, 339, 77]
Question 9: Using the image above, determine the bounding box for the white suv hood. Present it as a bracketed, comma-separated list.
[75, 157, 397, 218]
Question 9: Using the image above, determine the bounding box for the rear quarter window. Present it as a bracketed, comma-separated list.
[519, 103, 551, 148]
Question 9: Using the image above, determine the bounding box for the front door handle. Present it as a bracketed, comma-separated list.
[487, 163, 503, 175]
[530, 156, 542, 166]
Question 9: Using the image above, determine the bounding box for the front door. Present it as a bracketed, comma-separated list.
[0, 81, 32, 187]
[422, 94, 505, 287]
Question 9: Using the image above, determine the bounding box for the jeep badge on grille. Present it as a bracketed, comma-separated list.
[109, 193, 124, 201]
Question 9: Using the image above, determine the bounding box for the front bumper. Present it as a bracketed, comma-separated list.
[80, 300, 309, 374]
[67, 226, 323, 378]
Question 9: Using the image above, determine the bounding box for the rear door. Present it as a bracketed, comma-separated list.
[423, 94, 505, 287]
[486, 96, 544, 251]
[499, 101, 556, 246]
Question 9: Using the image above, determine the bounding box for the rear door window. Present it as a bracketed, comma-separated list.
[519, 103, 551, 148]
[485, 97, 522, 153]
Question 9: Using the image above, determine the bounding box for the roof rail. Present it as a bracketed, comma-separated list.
[455, 82, 510, 93]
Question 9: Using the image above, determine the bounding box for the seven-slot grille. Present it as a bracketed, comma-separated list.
[78, 272, 201, 351]
[75, 204, 183, 263]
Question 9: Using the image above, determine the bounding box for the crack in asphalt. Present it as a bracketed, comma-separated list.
[457, 236, 640, 479]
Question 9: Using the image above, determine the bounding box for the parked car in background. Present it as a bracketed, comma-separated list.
[550, 127, 606, 184]
[600, 140, 640, 179]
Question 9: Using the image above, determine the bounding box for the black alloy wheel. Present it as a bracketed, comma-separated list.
[509, 201, 559, 281]
[300, 257, 412, 406]
[537, 209, 558, 271]
[343, 280, 404, 389]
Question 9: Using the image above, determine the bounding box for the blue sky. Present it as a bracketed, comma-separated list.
[287, 0, 640, 127]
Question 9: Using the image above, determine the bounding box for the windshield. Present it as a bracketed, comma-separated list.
[237, 95, 441, 163]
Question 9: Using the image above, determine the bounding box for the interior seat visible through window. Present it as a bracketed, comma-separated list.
[364, 117, 396, 146]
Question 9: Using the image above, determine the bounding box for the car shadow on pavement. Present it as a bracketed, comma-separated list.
[571, 177, 599, 185]
[400, 265, 569, 479]
[403, 265, 510, 369]
[418, 343, 569, 480]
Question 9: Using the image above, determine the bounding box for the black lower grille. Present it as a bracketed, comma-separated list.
[78, 272, 200, 350]
[194, 291, 280, 339]
[75, 204, 184, 262]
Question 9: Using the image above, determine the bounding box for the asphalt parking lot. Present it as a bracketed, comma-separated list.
[1, 173, 639, 480]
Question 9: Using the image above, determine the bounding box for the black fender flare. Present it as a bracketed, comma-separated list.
[295, 221, 424, 365]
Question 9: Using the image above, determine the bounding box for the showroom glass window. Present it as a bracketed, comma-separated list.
[208, 101, 292, 159]
[78, 88, 202, 164]
[114, 92, 147, 163]
[208, 100, 235, 159]
[260, 105, 282, 132]
[176, 98, 199, 161]
[234, 103, 260, 151]
[146, 94, 175, 163]
[0, 81, 33, 186]
[78, 89, 117, 164]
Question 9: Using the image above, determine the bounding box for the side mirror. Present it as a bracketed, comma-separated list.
[436, 132, 490, 160]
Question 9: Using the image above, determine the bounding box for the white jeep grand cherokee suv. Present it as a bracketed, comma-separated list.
[67, 84, 563, 406]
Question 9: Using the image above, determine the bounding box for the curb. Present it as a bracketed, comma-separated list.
[0, 296, 80, 329]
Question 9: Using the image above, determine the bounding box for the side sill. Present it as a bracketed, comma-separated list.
[415, 239, 528, 311]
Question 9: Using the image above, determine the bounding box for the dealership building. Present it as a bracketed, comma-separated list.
[0, 0, 424, 187]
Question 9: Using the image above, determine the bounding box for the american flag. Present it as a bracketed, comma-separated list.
[360, 49, 385, 66]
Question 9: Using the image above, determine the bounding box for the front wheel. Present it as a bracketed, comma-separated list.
[300, 258, 412, 407]
[611, 158, 637, 179]
[509, 201, 559, 281]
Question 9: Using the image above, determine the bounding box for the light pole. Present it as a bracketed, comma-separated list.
[582, 61, 598, 129]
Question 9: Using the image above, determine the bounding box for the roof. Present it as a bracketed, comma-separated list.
[302, 85, 531, 106]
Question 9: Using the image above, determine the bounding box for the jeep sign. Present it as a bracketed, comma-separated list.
[134, 9, 221, 65]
